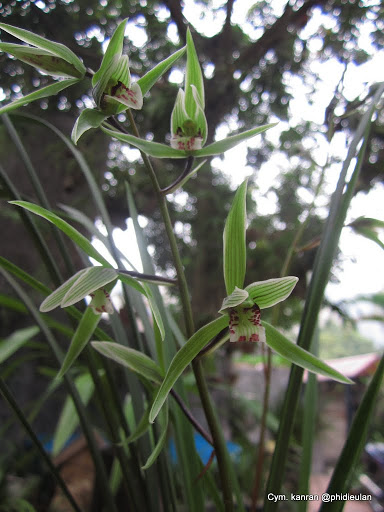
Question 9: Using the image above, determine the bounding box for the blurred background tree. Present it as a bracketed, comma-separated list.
[1, 0, 383, 328]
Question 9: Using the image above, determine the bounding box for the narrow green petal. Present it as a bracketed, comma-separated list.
[195, 123, 277, 157]
[92, 19, 127, 86]
[0, 22, 85, 75]
[71, 109, 107, 145]
[91, 341, 164, 383]
[101, 126, 188, 158]
[0, 79, 80, 116]
[0, 43, 82, 78]
[40, 269, 89, 312]
[61, 267, 117, 308]
[263, 322, 353, 384]
[137, 45, 186, 96]
[185, 28, 204, 116]
[245, 276, 298, 309]
[219, 287, 249, 313]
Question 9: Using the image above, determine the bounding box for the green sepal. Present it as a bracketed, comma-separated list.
[0, 79, 80, 116]
[102, 126, 187, 158]
[91, 341, 164, 383]
[245, 276, 299, 309]
[60, 267, 117, 308]
[184, 28, 204, 116]
[223, 179, 248, 294]
[196, 123, 277, 157]
[0, 43, 83, 78]
[92, 19, 127, 87]
[263, 322, 353, 384]
[137, 45, 186, 96]
[71, 109, 108, 145]
[0, 22, 85, 76]
[40, 269, 89, 312]
[10, 201, 111, 267]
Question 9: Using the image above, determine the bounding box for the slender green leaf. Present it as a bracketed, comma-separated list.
[40, 269, 88, 312]
[0, 326, 39, 364]
[0, 23, 85, 75]
[142, 401, 168, 470]
[10, 201, 111, 267]
[91, 342, 163, 383]
[263, 322, 352, 383]
[101, 126, 187, 158]
[264, 83, 384, 509]
[125, 405, 151, 444]
[0, 43, 82, 78]
[223, 179, 248, 295]
[320, 353, 384, 512]
[71, 109, 107, 144]
[118, 273, 165, 341]
[150, 315, 229, 423]
[61, 267, 117, 307]
[57, 308, 101, 379]
[245, 276, 299, 309]
[196, 123, 277, 157]
[138, 46, 186, 96]
[52, 372, 94, 456]
[0, 79, 79, 115]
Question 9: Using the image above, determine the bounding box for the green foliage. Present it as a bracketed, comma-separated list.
[0, 5, 383, 511]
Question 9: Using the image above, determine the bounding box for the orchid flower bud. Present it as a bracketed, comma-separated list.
[170, 29, 207, 151]
[92, 20, 143, 115]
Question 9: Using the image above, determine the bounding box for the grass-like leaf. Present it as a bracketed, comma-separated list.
[10, 201, 111, 267]
[61, 267, 117, 307]
[57, 308, 101, 379]
[263, 322, 352, 384]
[0, 326, 39, 364]
[71, 109, 107, 144]
[0, 23, 85, 75]
[149, 315, 229, 423]
[142, 401, 168, 470]
[0, 79, 80, 116]
[52, 372, 94, 456]
[138, 46, 186, 96]
[91, 341, 164, 384]
[320, 353, 384, 512]
[223, 179, 248, 295]
[118, 274, 165, 341]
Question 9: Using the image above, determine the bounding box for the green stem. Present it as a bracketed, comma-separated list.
[126, 109, 235, 511]
[0, 377, 82, 512]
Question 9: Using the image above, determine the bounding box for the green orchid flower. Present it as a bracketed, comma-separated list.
[71, 19, 186, 144]
[92, 19, 143, 115]
[101, 29, 276, 158]
[169, 29, 207, 151]
[219, 278, 298, 342]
